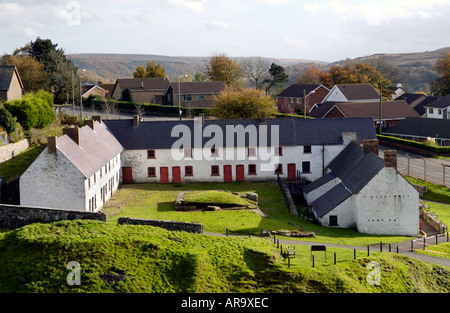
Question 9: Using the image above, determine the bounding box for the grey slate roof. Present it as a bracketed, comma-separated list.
[335, 84, 380, 101]
[310, 183, 352, 218]
[103, 117, 377, 150]
[0, 65, 23, 91]
[57, 121, 123, 178]
[302, 172, 336, 194]
[423, 95, 450, 109]
[384, 117, 450, 140]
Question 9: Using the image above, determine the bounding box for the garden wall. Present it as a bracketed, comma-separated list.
[117, 217, 203, 234]
[0, 204, 106, 228]
[0, 139, 29, 163]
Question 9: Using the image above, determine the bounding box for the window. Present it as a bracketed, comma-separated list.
[329, 215, 338, 226]
[147, 149, 156, 159]
[275, 163, 283, 174]
[303, 145, 312, 154]
[248, 164, 257, 175]
[184, 148, 192, 158]
[211, 147, 219, 157]
[148, 167, 156, 177]
[302, 161, 311, 173]
[248, 147, 256, 157]
[429, 108, 433, 114]
[438, 109, 442, 115]
[275, 147, 283, 156]
[211, 165, 220, 176]
[183, 94, 193, 102]
[185, 166, 193, 176]
[297, 98, 301, 104]
[198, 94, 205, 101]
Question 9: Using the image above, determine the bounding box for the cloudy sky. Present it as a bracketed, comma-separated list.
[1, 0, 450, 62]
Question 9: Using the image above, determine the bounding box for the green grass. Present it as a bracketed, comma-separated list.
[103, 182, 413, 246]
[0, 145, 44, 181]
[0, 220, 448, 293]
[183, 190, 255, 207]
[416, 242, 450, 260]
[424, 202, 450, 229]
[406, 177, 450, 204]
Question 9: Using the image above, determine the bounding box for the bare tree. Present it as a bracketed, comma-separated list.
[134, 103, 145, 117]
[242, 57, 270, 89]
[101, 99, 113, 120]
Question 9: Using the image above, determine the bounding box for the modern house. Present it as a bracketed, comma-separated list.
[321, 83, 380, 103]
[309, 100, 420, 129]
[395, 93, 438, 117]
[424, 95, 450, 119]
[82, 84, 110, 99]
[276, 84, 329, 114]
[303, 140, 419, 236]
[104, 116, 377, 184]
[20, 117, 123, 211]
[0, 65, 23, 102]
[163, 81, 225, 108]
[110, 77, 170, 104]
[383, 117, 450, 146]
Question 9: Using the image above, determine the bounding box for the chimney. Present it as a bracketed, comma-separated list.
[84, 119, 95, 130]
[92, 115, 102, 123]
[384, 150, 397, 169]
[133, 115, 139, 127]
[363, 139, 379, 156]
[48, 136, 57, 153]
[342, 132, 356, 146]
[63, 126, 80, 145]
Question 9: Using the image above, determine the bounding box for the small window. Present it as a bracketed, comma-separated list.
[438, 109, 442, 115]
[183, 94, 193, 102]
[184, 148, 192, 158]
[429, 108, 433, 114]
[275, 147, 283, 156]
[275, 163, 283, 174]
[185, 166, 193, 176]
[148, 167, 156, 177]
[248, 164, 257, 175]
[329, 215, 338, 226]
[211, 165, 220, 176]
[302, 161, 311, 173]
[198, 94, 205, 101]
[248, 147, 256, 157]
[147, 149, 156, 159]
[211, 147, 219, 157]
[303, 145, 312, 154]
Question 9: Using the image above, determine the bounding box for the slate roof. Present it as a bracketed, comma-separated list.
[334, 83, 380, 101]
[111, 78, 169, 94]
[170, 81, 225, 94]
[103, 117, 377, 150]
[322, 100, 420, 119]
[414, 96, 439, 116]
[302, 172, 336, 194]
[384, 117, 450, 140]
[423, 95, 450, 109]
[0, 65, 23, 91]
[277, 84, 325, 98]
[57, 121, 123, 178]
[310, 183, 352, 218]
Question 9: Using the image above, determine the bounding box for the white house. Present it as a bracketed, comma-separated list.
[104, 116, 377, 184]
[303, 140, 419, 236]
[321, 83, 380, 103]
[424, 95, 450, 119]
[20, 117, 123, 212]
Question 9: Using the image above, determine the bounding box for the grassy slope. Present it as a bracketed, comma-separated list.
[0, 220, 448, 293]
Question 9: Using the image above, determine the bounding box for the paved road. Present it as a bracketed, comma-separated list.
[379, 146, 450, 187]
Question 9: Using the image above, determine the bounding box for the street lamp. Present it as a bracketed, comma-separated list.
[178, 74, 188, 120]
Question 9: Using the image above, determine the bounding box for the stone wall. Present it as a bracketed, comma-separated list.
[118, 217, 203, 234]
[0, 139, 29, 163]
[0, 204, 106, 229]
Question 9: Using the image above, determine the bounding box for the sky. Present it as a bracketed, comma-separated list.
[1, 0, 450, 62]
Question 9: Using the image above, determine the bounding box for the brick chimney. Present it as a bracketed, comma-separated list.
[48, 136, 57, 153]
[63, 126, 80, 145]
[92, 115, 102, 123]
[84, 119, 95, 130]
[384, 150, 397, 169]
[133, 115, 140, 127]
[363, 139, 379, 156]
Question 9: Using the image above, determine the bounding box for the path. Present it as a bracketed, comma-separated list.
[203, 231, 450, 267]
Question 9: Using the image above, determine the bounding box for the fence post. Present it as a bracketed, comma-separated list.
[248, 230, 251, 238]
[273, 233, 276, 244]
[423, 237, 426, 250]
[396, 245, 399, 253]
[334, 252, 336, 265]
[380, 241, 382, 252]
[367, 245, 370, 256]
[226, 228, 228, 237]
[436, 234, 438, 245]
[354, 249, 356, 260]
[411, 240, 414, 252]
[312, 255, 315, 268]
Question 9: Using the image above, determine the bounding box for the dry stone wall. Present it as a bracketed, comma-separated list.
[118, 217, 203, 233]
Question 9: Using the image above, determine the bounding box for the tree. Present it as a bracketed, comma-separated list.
[296, 68, 323, 85]
[263, 63, 289, 95]
[430, 52, 450, 96]
[121, 88, 133, 102]
[213, 87, 277, 119]
[242, 57, 270, 89]
[146, 61, 167, 78]
[0, 108, 16, 133]
[133, 65, 147, 78]
[205, 52, 243, 87]
[0, 54, 47, 93]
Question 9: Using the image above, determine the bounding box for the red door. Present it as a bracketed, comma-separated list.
[236, 165, 245, 182]
[172, 166, 181, 183]
[160, 167, 169, 184]
[224, 165, 232, 182]
[287, 163, 296, 181]
[122, 167, 132, 183]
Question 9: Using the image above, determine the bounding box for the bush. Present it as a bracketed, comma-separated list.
[0, 108, 16, 133]
[377, 134, 450, 154]
[121, 88, 133, 102]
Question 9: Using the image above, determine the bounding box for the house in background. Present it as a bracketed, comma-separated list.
[20, 117, 123, 212]
[276, 84, 329, 114]
[388, 84, 406, 100]
[110, 77, 170, 104]
[394, 93, 438, 117]
[321, 83, 380, 103]
[424, 95, 450, 119]
[383, 117, 450, 146]
[164, 81, 225, 108]
[0, 65, 23, 102]
[303, 140, 419, 236]
[82, 84, 110, 99]
[309, 100, 420, 130]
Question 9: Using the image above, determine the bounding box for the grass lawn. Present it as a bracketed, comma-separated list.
[424, 201, 450, 229]
[0, 145, 45, 181]
[406, 177, 450, 204]
[103, 182, 413, 246]
[183, 190, 256, 208]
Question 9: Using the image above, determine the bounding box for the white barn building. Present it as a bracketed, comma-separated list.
[20, 117, 123, 212]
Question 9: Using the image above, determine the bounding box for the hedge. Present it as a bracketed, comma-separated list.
[377, 134, 450, 154]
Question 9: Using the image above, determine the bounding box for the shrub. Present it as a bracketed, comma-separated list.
[121, 88, 133, 102]
[0, 108, 16, 133]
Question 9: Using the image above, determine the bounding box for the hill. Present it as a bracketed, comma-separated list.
[0, 219, 449, 293]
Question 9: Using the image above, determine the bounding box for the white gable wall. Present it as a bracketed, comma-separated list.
[319, 195, 357, 229]
[355, 167, 419, 236]
[322, 86, 347, 103]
